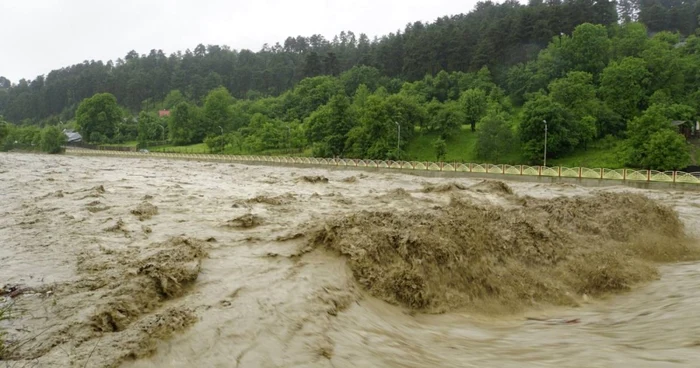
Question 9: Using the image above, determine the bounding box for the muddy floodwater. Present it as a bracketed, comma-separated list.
[1, 152, 700, 368]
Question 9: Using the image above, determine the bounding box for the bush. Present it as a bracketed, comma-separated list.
[204, 134, 227, 153]
[40, 125, 66, 154]
[642, 130, 690, 170]
[433, 138, 447, 161]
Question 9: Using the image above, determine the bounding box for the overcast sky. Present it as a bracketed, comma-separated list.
[0, 0, 485, 83]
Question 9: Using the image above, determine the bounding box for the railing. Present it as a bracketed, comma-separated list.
[63, 148, 700, 185]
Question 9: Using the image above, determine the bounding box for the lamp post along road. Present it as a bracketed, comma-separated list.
[394, 121, 400, 159]
[219, 126, 224, 153]
[543, 120, 548, 167]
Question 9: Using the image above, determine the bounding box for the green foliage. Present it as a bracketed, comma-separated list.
[562, 23, 611, 77]
[0, 117, 8, 143]
[642, 129, 690, 170]
[426, 100, 464, 139]
[285, 76, 342, 121]
[1, 0, 659, 125]
[203, 87, 234, 135]
[40, 125, 66, 154]
[599, 57, 650, 120]
[1, 124, 41, 151]
[642, 37, 685, 98]
[76, 93, 123, 143]
[548, 72, 597, 116]
[610, 22, 649, 59]
[624, 104, 691, 169]
[168, 102, 200, 145]
[8, 8, 698, 169]
[476, 110, 514, 162]
[340, 66, 382, 96]
[433, 137, 447, 161]
[306, 94, 356, 157]
[241, 114, 287, 152]
[520, 93, 583, 162]
[345, 93, 422, 159]
[204, 134, 228, 153]
[137, 111, 160, 145]
[460, 89, 487, 132]
[163, 90, 187, 109]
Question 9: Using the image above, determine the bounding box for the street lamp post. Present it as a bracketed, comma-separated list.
[287, 124, 291, 153]
[219, 126, 224, 154]
[394, 121, 400, 160]
[543, 120, 548, 167]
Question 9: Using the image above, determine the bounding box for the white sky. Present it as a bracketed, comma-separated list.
[0, 0, 484, 83]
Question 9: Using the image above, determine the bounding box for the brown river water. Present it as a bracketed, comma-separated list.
[1, 153, 700, 367]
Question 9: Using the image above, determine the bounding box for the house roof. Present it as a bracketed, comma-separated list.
[671, 120, 687, 126]
[63, 130, 82, 143]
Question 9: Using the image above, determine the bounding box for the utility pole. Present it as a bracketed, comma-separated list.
[394, 121, 400, 160]
[219, 126, 224, 154]
[543, 120, 548, 167]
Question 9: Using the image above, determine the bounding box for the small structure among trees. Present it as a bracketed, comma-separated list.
[671, 120, 698, 139]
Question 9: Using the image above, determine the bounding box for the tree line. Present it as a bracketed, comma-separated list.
[0, 0, 629, 124]
[2, 0, 700, 170]
[5, 20, 692, 169]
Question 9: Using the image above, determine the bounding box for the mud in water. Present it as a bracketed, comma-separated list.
[311, 192, 698, 313]
[131, 201, 159, 221]
[225, 213, 263, 228]
[299, 175, 329, 184]
[2, 153, 700, 368]
[470, 179, 514, 195]
[421, 181, 467, 193]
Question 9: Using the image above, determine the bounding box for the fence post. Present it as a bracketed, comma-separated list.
[623, 169, 627, 180]
[520, 165, 523, 175]
[578, 167, 582, 178]
[502, 164, 505, 174]
[673, 171, 677, 183]
[647, 170, 650, 181]
[538, 166, 542, 176]
[469, 163, 473, 172]
[600, 168, 603, 179]
[558, 166, 562, 177]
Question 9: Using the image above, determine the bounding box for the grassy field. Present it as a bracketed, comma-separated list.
[128, 133, 627, 169]
[100, 128, 683, 171]
[405, 126, 524, 164]
[149, 143, 210, 153]
[549, 146, 624, 168]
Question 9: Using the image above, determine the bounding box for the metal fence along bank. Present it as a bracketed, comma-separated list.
[65, 148, 700, 185]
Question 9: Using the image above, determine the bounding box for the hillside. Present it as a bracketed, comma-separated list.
[1, 0, 623, 122]
[2, 0, 700, 170]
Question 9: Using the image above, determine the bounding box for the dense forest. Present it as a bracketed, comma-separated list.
[2, 0, 700, 169]
[0, 0, 626, 122]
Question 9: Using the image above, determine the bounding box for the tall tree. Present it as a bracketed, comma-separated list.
[519, 93, 579, 162]
[39, 125, 66, 154]
[75, 93, 123, 143]
[168, 102, 198, 145]
[599, 57, 650, 120]
[460, 89, 488, 132]
[303, 52, 323, 78]
[203, 87, 234, 135]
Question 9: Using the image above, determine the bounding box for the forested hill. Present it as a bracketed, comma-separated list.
[0, 0, 634, 123]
